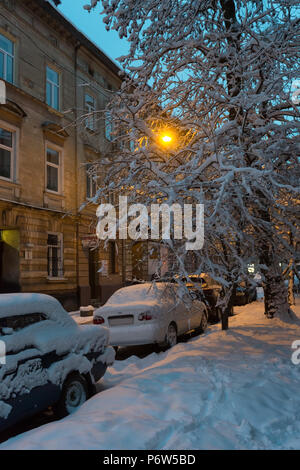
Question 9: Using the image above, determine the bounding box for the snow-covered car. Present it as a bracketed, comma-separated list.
[93, 282, 208, 348]
[181, 274, 223, 323]
[176, 274, 256, 313]
[0, 293, 115, 433]
[233, 281, 257, 305]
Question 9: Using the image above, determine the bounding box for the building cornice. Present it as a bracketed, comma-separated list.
[23, 0, 123, 80]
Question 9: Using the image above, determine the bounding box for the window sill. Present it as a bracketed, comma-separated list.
[44, 190, 65, 199]
[45, 105, 63, 118]
[85, 127, 97, 135]
[0, 178, 20, 187]
[86, 198, 98, 204]
[47, 277, 67, 283]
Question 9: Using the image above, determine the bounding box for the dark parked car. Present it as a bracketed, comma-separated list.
[160, 274, 222, 323]
[183, 274, 223, 323]
[233, 281, 257, 306]
[172, 274, 257, 322]
[0, 293, 115, 433]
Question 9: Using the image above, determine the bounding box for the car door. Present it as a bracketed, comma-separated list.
[189, 293, 205, 329]
[0, 313, 50, 430]
[168, 287, 192, 335]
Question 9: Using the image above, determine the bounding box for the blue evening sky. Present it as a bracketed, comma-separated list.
[56, 0, 130, 66]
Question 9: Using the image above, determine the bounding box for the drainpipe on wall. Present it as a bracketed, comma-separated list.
[122, 239, 126, 286]
[75, 41, 81, 306]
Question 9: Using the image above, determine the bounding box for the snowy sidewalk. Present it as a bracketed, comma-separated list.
[1, 300, 300, 450]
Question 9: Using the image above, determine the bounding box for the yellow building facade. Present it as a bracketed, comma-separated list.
[0, 0, 133, 310]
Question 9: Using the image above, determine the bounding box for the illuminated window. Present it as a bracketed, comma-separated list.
[0, 33, 14, 83]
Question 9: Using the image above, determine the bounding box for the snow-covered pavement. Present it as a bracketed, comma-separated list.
[1, 299, 300, 450]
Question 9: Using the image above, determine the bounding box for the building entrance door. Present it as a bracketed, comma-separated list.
[0, 229, 20, 293]
[88, 248, 99, 300]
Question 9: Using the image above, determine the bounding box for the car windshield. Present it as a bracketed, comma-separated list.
[0, 313, 46, 335]
[106, 283, 171, 305]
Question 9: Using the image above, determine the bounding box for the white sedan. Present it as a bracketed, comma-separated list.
[93, 282, 208, 348]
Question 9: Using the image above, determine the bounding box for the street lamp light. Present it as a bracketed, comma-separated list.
[161, 135, 172, 144]
[160, 132, 174, 147]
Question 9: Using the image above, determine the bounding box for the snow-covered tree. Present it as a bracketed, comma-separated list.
[83, 0, 300, 324]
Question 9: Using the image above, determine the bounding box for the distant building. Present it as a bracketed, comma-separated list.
[0, 0, 133, 309]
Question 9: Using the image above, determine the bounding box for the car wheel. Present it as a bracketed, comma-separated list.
[199, 312, 208, 333]
[164, 323, 178, 349]
[214, 306, 222, 322]
[55, 373, 88, 418]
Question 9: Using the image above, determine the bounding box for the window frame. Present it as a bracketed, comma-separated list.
[0, 120, 18, 183]
[46, 65, 60, 111]
[85, 93, 96, 131]
[45, 142, 63, 195]
[0, 32, 14, 84]
[109, 241, 118, 275]
[86, 163, 98, 200]
[47, 232, 64, 279]
[105, 110, 113, 141]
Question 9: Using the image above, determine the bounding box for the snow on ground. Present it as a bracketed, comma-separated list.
[1, 299, 300, 450]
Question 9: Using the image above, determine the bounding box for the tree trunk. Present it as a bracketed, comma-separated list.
[219, 284, 236, 330]
[221, 308, 229, 330]
[288, 261, 295, 306]
[262, 256, 290, 319]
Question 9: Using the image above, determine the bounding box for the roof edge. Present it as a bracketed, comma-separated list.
[34, 0, 123, 79]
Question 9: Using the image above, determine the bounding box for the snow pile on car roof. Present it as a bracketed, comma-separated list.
[0, 294, 72, 326]
[105, 282, 174, 306]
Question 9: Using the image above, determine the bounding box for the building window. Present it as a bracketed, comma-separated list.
[46, 146, 61, 193]
[85, 94, 96, 130]
[47, 233, 63, 278]
[105, 111, 113, 141]
[0, 34, 14, 84]
[46, 66, 60, 110]
[109, 241, 118, 274]
[86, 163, 97, 199]
[0, 126, 15, 180]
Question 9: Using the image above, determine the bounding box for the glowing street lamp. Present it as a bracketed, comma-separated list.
[161, 134, 172, 143]
[160, 132, 174, 147]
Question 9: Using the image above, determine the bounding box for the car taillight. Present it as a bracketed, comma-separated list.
[93, 316, 105, 325]
[138, 312, 153, 321]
